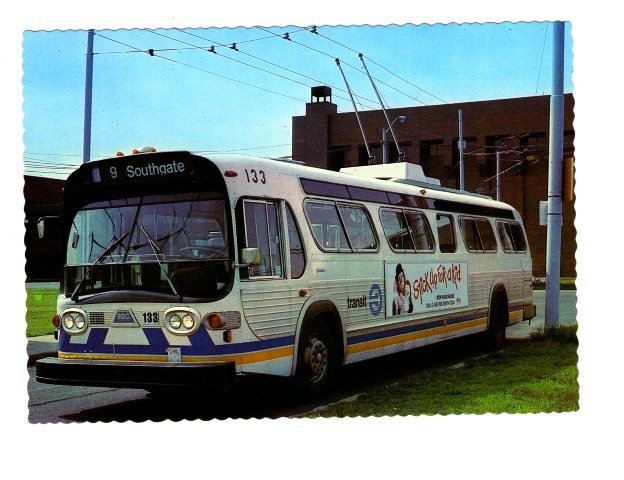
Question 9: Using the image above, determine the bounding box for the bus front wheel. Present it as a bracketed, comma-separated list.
[295, 318, 338, 395]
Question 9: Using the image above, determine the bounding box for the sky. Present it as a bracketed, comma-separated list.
[22, 21, 573, 179]
[6, 2, 624, 479]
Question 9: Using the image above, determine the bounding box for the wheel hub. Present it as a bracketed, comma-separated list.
[305, 337, 328, 381]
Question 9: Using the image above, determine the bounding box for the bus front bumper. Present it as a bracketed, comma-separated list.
[35, 357, 236, 390]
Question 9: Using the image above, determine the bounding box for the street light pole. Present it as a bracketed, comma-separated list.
[382, 115, 406, 164]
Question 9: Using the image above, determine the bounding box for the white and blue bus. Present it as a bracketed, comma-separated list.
[36, 150, 536, 394]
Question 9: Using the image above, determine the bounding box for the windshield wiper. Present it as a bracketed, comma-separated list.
[71, 231, 129, 301]
[140, 226, 182, 301]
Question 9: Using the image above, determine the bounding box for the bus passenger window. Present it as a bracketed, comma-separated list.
[380, 209, 415, 251]
[405, 211, 434, 251]
[286, 204, 305, 278]
[337, 205, 377, 251]
[460, 218, 482, 252]
[476, 218, 497, 251]
[497, 221, 514, 252]
[509, 223, 527, 252]
[436, 214, 456, 253]
[243, 200, 283, 277]
[305, 202, 350, 251]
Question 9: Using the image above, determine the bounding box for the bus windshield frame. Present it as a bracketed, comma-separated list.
[60, 152, 234, 303]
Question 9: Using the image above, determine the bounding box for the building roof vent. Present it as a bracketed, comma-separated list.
[311, 86, 332, 103]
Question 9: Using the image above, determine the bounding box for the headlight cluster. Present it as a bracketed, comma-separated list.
[61, 309, 88, 335]
[164, 308, 201, 335]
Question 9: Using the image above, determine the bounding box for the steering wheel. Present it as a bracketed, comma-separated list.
[178, 246, 225, 259]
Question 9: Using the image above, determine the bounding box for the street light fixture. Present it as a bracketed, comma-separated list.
[382, 115, 406, 164]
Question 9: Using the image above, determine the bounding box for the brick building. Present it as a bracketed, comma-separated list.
[292, 89, 575, 278]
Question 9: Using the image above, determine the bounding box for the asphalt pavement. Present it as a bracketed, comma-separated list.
[25, 290, 577, 365]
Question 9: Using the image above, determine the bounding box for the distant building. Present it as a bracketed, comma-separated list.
[292, 89, 575, 278]
[24, 176, 65, 281]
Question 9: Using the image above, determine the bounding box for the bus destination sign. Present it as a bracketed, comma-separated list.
[90, 157, 192, 184]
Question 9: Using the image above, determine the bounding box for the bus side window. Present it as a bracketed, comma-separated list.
[405, 211, 434, 251]
[305, 201, 350, 251]
[286, 204, 306, 278]
[509, 222, 527, 252]
[337, 204, 377, 251]
[497, 221, 514, 252]
[379, 208, 415, 251]
[436, 214, 456, 253]
[460, 217, 482, 252]
[243, 200, 284, 278]
[476, 218, 497, 251]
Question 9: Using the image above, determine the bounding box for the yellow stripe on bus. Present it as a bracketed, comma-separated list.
[346, 317, 488, 355]
[58, 346, 294, 365]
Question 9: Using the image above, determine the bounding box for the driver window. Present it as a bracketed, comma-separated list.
[243, 200, 284, 278]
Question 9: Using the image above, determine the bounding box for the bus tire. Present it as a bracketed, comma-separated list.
[295, 316, 339, 396]
[485, 294, 508, 349]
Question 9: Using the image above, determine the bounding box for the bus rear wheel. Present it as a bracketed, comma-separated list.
[485, 295, 508, 349]
[295, 319, 338, 395]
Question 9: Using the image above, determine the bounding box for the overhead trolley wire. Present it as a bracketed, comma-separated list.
[258, 26, 432, 108]
[94, 32, 306, 103]
[311, 26, 447, 105]
[171, 28, 380, 109]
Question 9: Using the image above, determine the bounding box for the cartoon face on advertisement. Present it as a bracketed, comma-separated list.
[386, 262, 468, 316]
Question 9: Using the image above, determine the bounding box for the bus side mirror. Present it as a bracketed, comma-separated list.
[241, 247, 262, 266]
[37, 216, 61, 239]
[37, 218, 46, 239]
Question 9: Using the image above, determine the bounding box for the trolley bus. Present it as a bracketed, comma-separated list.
[36, 149, 536, 394]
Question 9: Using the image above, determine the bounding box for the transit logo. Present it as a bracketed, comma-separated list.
[368, 284, 383, 317]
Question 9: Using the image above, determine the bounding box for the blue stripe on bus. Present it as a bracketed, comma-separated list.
[58, 326, 295, 356]
[347, 309, 488, 346]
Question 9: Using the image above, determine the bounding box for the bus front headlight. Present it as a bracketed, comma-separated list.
[182, 314, 195, 330]
[168, 314, 182, 330]
[61, 309, 89, 335]
[164, 308, 201, 335]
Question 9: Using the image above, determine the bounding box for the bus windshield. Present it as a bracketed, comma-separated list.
[64, 191, 232, 300]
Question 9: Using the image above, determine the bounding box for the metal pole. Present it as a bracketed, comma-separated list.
[496, 151, 501, 201]
[335, 59, 374, 163]
[382, 127, 387, 164]
[359, 54, 403, 160]
[458, 109, 465, 190]
[545, 21, 565, 329]
[83, 29, 95, 164]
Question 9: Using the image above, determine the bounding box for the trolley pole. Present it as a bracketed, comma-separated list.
[545, 21, 565, 329]
[83, 29, 95, 164]
[458, 109, 465, 190]
[496, 151, 501, 201]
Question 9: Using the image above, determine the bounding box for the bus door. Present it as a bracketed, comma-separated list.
[238, 199, 306, 374]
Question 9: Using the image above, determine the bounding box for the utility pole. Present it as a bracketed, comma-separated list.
[545, 21, 565, 329]
[458, 109, 465, 190]
[83, 29, 95, 164]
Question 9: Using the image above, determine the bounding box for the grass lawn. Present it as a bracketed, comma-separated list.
[303, 326, 578, 417]
[26, 289, 58, 337]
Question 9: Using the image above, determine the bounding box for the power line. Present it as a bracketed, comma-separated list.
[257, 26, 429, 108]
[95, 32, 307, 103]
[535, 22, 549, 95]
[312, 27, 447, 104]
[172, 28, 379, 109]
